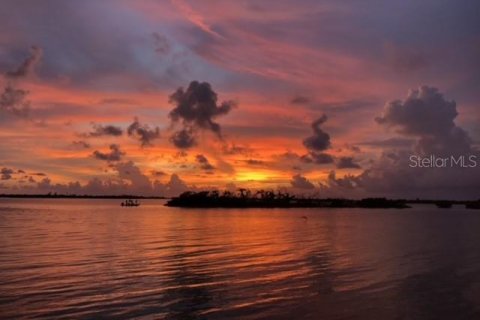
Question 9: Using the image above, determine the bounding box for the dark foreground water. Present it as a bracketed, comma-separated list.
[0, 199, 479, 320]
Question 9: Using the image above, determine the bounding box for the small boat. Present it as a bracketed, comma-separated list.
[121, 199, 140, 207]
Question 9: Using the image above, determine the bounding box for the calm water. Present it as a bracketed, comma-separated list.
[1, 199, 480, 320]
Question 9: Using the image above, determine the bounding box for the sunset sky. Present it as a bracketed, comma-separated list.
[1, 0, 479, 199]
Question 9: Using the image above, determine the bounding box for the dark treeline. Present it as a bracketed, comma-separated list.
[165, 189, 411, 209]
[1, 191, 479, 209]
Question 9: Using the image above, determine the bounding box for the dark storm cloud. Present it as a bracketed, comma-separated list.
[1, 168, 15, 180]
[92, 144, 125, 162]
[290, 174, 315, 190]
[168, 81, 235, 148]
[323, 86, 480, 200]
[127, 117, 160, 147]
[303, 114, 331, 152]
[301, 115, 335, 166]
[195, 154, 215, 171]
[301, 152, 334, 164]
[376, 86, 457, 136]
[88, 124, 123, 137]
[170, 128, 196, 149]
[375, 86, 471, 154]
[169, 81, 234, 135]
[336, 156, 361, 169]
[5, 46, 42, 79]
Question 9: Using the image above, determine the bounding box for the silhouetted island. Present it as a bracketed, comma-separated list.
[165, 190, 411, 209]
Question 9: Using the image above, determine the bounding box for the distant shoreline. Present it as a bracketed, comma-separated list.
[1, 193, 479, 209]
[0, 194, 167, 199]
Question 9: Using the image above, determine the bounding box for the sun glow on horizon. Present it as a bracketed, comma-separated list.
[235, 171, 271, 182]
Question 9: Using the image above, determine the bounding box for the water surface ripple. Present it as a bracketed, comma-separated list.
[1, 199, 479, 319]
